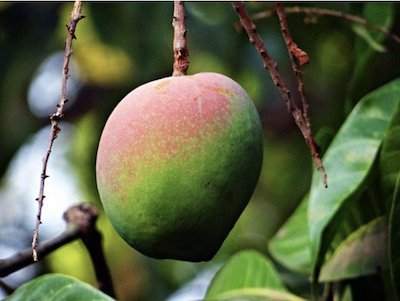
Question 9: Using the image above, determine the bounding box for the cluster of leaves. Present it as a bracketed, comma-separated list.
[201, 3, 400, 301]
[206, 77, 400, 300]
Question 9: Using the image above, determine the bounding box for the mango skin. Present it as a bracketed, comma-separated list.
[96, 72, 263, 262]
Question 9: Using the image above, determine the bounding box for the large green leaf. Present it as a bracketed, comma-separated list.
[345, 3, 395, 112]
[380, 102, 400, 202]
[381, 100, 400, 301]
[320, 216, 387, 282]
[205, 250, 305, 301]
[268, 196, 312, 275]
[389, 173, 400, 301]
[309, 78, 400, 288]
[5, 274, 114, 301]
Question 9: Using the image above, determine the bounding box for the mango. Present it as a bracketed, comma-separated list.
[96, 72, 263, 262]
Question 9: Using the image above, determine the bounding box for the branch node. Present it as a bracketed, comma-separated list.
[50, 113, 64, 121]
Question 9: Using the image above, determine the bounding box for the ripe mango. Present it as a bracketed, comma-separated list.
[96, 72, 263, 261]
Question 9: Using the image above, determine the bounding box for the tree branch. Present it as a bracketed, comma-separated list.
[275, 3, 327, 186]
[63, 205, 115, 298]
[243, 6, 400, 45]
[0, 279, 15, 296]
[232, 2, 327, 187]
[1, 226, 80, 278]
[32, 1, 85, 261]
[1, 204, 115, 298]
[172, 1, 189, 76]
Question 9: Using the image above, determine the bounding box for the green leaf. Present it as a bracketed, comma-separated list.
[205, 288, 306, 301]
[309, 78, 400, 288]
[320, 216, 387, 282]
[268, 196, 312, 275]
[352, 24, 386, 53]
[380, 102, 400, 202]
[345, 3, 395, 112]
[5, 274, 114, 301]
[389, 173, 400, 301]
[205, 250, 305, 301]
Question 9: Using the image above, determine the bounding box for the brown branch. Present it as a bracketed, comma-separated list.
[1, 223, 80, 278]
[274, 3, 327, 186]
[274, 3, 309, 113]
[64, 205, 115, 298]
[275, 3, 309, 67]
[32, 1, 85, 261]
[246, 6, 400, 45]
[0, 279, 15, 296]
[1, 204, 115, 298]
[172, 1, 189, 76]
[232, 2, 327, 187]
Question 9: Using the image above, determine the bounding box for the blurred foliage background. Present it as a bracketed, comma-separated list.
[0, 2, 399, 300]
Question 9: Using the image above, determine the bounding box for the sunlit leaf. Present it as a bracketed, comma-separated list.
[345, 2, 395, 111]
[389, 173, 400, 301]
[320, 216, 387, 281]
[205, 250, 305, 301]
[268, 196, 312, 275]
[309, 78, 400, 288]
[5, 274, 114, 301]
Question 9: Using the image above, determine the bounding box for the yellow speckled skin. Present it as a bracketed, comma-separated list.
[96, 73, 263, 261]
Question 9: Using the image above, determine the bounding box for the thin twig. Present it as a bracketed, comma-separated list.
[244, 6, 400, 45]
[275, 3, 309, 66]
[172, 1, 189, 76]
[274, 2, 311, 155]
[232, 2, 327, 187]
[1, 204, 115, 298]
[32, 1, 85, 261]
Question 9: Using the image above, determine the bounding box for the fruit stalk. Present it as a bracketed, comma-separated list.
[172, 1, 189, 76]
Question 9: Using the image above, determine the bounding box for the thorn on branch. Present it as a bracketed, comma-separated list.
[50, 113, 64, 121]
[291, 44, 309, 65]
